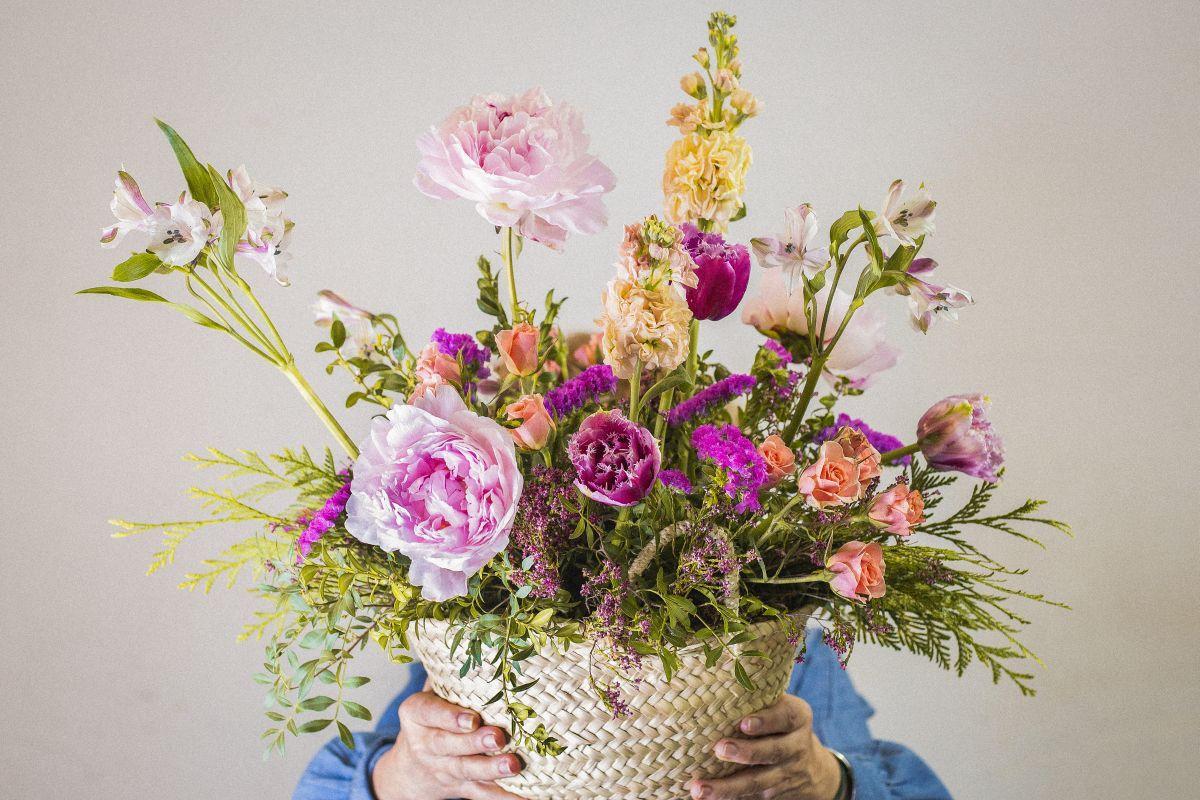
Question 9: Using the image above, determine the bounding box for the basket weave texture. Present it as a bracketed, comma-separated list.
[410, 615, 804, 799]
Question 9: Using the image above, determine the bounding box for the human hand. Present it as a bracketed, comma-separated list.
[371, 691, 523, 800]
[685, 695, 843, 800]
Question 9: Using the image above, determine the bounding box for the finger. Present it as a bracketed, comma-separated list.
[459, 781, 525, 800]
[398, 691, 479, 733]
[689, 765, 783, 800]
[424, 726, 507, 757]
[714, 729, 805, 766]
[737, 695, 812, 737]
[448, 753, 522, 782]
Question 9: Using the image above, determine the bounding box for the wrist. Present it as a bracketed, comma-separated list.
[370, 743, 409, 800]
[826, 748, 855, 800]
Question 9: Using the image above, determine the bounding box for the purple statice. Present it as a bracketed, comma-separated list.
[816, 414, 909, 466]
[675, 529, 755, 599]
[667, 374, 757, 427]
[296, 477, 352, 560]
[431, 328, 491, 378]
[507, 467, 583, 599]
[821, 617, 857, 669]
[599, 684, 631, 718]
[544, 364, 617, 418]
[581, 559, 642, 674]
[763, 338, 792, 364]
[691, 424, 770, 513]
[916, 557, 955, 586]
[658, 469, 693, 494]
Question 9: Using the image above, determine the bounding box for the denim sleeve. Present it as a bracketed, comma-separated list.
[790, 630, 953, 800]
[292, 665, 427, 800]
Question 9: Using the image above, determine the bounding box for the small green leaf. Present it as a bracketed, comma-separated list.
[330, 319, 346, 348]
[207, 164, 246, 270]
[297, 718, 333, 734]
[298, 696, 336, 712]
[155, 119, 218, 209]
[112, 252, 164, 282]
[343, 676, 371, 689]
[343, 701, 372, 721]
[78, 286, 225, 330]
[829, 210, 863, 250]
[337, 720, 355, 750]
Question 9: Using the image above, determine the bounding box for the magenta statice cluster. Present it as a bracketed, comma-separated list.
[296, 478, 352, 560]
[691, 424, 770, 513]
[816, 414, 908, 466]
[431, 328, 491, 378]
[568, 410, 661, 506]
[508, 467, 585, 599]
[679, 223, 751, 321]
[658, 469, 693, 494]
[763, 338, 792, 364]
[544, 364, 618, 418]
[666, 373, 757, 426]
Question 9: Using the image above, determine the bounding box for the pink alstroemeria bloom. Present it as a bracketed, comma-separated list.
[100, 171, 157, 250]
[312, 290, 378, 358]
[212, 165, 295, 285]
[344, 385, 522, 601]
[890, 257, 974, 333]
[873, 180, 936, 246]
[414, 88, 616, 251]
[741, 271, 899, 388]
[750, 204, 829, 277]
[148, 193, 211, 266]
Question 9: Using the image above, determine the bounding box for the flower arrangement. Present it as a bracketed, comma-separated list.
[87, 10, 1068, 767]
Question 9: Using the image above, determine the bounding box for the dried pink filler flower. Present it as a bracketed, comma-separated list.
[508, 467, 587, 599]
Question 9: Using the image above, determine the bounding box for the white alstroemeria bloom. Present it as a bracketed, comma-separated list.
[750, 204, 829, 278]
[874, 180, 936, 246]
[235, 218, 294, 285]
[222, 165, 294, 284]
[312, 290, 377, 358]
[100, 171, 156, 249]
[148, 193, 211, 266]
[890, 258, 973, 332]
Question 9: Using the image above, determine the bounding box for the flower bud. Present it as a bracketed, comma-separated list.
[729, 89, 761, 117]
[496, 322, 541, 377]
[693, 47, 711, 69]
[680, 72, 707, 100]
[728, 58, 744, 76]
[505, 394, 555, 450]
[714, 68, 738, 93]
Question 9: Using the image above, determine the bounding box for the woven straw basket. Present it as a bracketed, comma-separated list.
[410, 611, 807, 799]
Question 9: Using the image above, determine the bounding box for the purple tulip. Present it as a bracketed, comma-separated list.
[568, 410, 661, 506]
[916, 394, 1005, 482]
[679, 224, 751, 321]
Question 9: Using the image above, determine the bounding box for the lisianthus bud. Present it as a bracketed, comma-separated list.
[916, 394, 1004, 482]
[868, 482, 925, 537]
[505, 394, 555, 450]
[714, 68, 738, 93]
[694, 47, 711, 68]
[728, 89, 761, 117]
[826, 541, 886, 602]
[568, 410, 661, 507]
[680, 72, 707, 99]
[757, 435, 796, 485]
[496, 322, 541, 377]
[679, 224, 751, 320]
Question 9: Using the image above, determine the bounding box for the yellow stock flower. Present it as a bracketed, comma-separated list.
[662, 130, 751, 231]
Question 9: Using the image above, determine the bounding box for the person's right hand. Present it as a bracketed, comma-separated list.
[371, 691, 523, 800]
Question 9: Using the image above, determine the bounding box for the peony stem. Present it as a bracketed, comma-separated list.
[880, 442, 921, 464]
[501, 226, 520, 322]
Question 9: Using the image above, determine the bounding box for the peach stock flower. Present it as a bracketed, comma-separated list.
[757, 435, 796, 485]
[505, 394, 555, 451]
[496, 323, 541, 377]
[868, 482, 926, 537]
[826, 541, 886, 602]
[597, 278, 692, 379]
[797, 440, 865, 509]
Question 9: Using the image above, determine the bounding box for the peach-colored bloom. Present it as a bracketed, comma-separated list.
[505, 394, 555, 451]
[415, 342, 462, 386]
[868, 482, 925, 537]
[570, 332, 604, 368]
[826, 541, 886, 602]
[757, 435, 796, 485]
[797, 440, 865, 509]
[496, 323, 541, 377]
[834, 426, 882, 484]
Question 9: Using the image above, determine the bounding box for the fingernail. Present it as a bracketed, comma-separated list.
[741, 716, 761, 734]
[692, 784, 711, 799]
[717, 741, 738, 759]
[483, 732, 499, 749]
[499, 757, 517, 776]
[458, 712, 476, 731]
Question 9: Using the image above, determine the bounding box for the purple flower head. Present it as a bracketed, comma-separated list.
[816, 414, 909, 466]
[297, 477, 352, 561]
[679, 224, 751, 321]
[691, 424, 770, 513]
[763, 338, 792, 364]
[658, 469, 693, 494]
[569, 410, 661, 507]
[544, 364, 618, 418]
[916, 393, 1004, 482]
[667, 373, 756, 427]
[507, 467, 582, 599]
[431, 328, 491, 378]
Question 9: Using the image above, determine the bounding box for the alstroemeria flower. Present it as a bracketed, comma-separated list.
[891, 258, 973, 333]
[218, 165, 295, 285]
[750, 204, 829, 277]
[149, 193, 211, 266]
[312, 290, 378, 358]
[100, 171, 156, 250]
[873, 180, 936, 246]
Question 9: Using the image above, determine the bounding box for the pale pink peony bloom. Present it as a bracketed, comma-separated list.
[100, 171, 157, 250]
[757, 435, 796, 485]
[312, 290, 378, 358]
[868, 482, 926, 537]
[826, 541, 886, 602]
[414, 88, 616, 251]
[344, 385, 523, 601]
[874, 180, 936, 246]
[797, 440, 866, 509]
[496, 322, 541, 377]
[750, 204, 829, 278]
[741, 271, 899, 388]
[505, 394, 555, 451]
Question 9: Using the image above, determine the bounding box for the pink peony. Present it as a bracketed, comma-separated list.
[414, 88, 616, 251]
[344, 385, 523, 601]
[868, 482, 926, 537]
[826, 541, 886, 602]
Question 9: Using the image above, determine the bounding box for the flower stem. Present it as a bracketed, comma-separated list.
[282, 361, 360, 459]
[501, 226, 520, 323]
[628, 358, 644, 423]
[880, 442, 921, 464]
[653, 387, 674, 443]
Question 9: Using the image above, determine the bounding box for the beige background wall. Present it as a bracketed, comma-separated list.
[2, 1, 1196, 797]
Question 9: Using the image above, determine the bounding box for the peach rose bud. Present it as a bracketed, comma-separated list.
[797, 440, 865, 509]
[757, 435, 796, 485]
[505, 394, 555, 451]
[497, 322, 541, 377]
[868, 482, 926, 537]
[826, 541, 886, 602]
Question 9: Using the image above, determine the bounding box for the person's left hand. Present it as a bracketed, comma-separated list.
[685, 694, 843, 800]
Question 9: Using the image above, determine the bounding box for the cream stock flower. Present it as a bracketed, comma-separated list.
[598, 277, 692, 379]
[663, 130, 751, 231]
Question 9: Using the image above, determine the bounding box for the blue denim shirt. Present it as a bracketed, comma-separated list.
[294, 630, 952, 799]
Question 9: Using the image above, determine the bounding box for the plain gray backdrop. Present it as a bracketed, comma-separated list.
[2, 1, 1197, 797]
